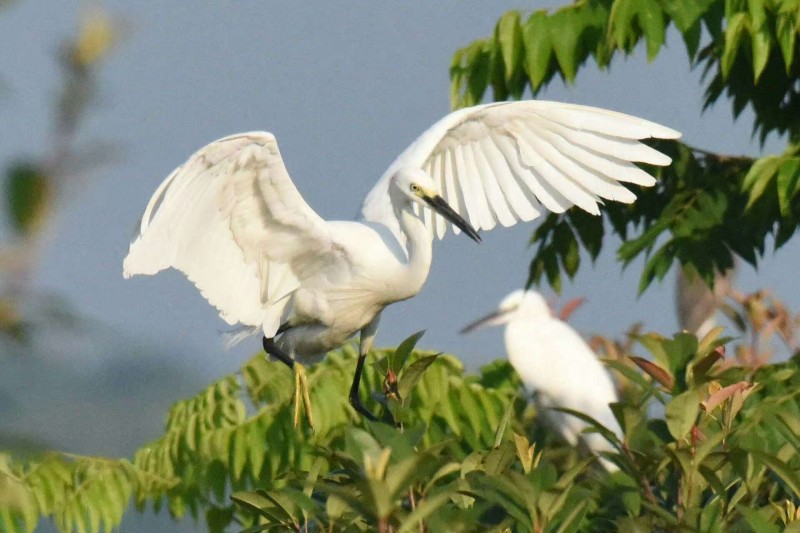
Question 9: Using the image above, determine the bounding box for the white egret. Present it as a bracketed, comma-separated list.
[123, 100, 679, 421]
[463, 290, 623, 471]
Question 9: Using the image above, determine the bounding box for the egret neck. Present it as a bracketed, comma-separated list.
[393, 200, 434, 302]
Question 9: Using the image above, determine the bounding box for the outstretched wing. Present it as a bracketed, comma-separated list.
[360, 100, 680, 242]
[123, 132, 340, 337]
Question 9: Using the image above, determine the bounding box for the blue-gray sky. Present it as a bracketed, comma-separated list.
[2, 1, 796, 446]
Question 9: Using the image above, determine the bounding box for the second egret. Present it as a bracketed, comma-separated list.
[123, 100, 679, 421]
[463, 289, 623, 471]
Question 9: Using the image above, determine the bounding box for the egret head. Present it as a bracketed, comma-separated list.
[461, 289, 551, 334]
[390, 167, 481, 243]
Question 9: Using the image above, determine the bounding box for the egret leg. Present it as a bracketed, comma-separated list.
[262, 336, 294, 369]
[349, 315, 381, 422]
[262, 336, 314, 430]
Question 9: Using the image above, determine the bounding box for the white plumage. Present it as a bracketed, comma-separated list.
[123, 100, 679, 419]
[362, 101, 677, 242]
[463, 290, 623, 471]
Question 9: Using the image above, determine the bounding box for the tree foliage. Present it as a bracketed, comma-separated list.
[1, 324, 800, 532]
[450, 0, 800, 292]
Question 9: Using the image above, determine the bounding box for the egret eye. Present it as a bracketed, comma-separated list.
[410, 183, 420, 193]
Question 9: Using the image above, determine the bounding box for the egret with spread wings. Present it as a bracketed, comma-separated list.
[123, 100, 679, 423]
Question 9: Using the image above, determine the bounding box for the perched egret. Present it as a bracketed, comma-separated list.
[676, 266, 734, 338]
[463, 290, 623, 471]
[123, 100, 679, 422]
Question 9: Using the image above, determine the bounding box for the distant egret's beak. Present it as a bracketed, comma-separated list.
[423, 194, 481, 243]
[460, 308, 510, 334]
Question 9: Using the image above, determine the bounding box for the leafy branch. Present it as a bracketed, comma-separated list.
[451, 0, 800, 292]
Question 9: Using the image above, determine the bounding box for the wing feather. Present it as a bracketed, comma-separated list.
[478, 136, 540, 222]
[124, 132, 341, 336]
[431, 154, 447, 238]
[360, 100, 679, 241]
[469, 142, 514, 227]
[511, 121, 601, 214]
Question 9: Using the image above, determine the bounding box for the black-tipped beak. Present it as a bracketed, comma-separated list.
[423, 195, 481, 243]
[460, 309, 504, 335]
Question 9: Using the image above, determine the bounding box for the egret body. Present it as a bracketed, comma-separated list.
[123, 100, 679, 421]
[463, 290, 623, 471]
[676, 266, 734, 338]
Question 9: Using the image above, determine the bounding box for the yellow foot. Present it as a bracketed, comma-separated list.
[292, 363, 314, 431]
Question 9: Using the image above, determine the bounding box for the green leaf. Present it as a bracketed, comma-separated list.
[247, 420, 266, 479]
[549, 8, 579, 83]
[618, 219, 670, 264]
[662, 332, 698, 378]
[637, 0, 665, 61]
[609, 0, 638, 51]
[390, 330, 426, 375]
[522, 10, 552, 90]
[450, 47, 467, 109]
[397, 489, 455, 533]
[568, 209, 603, 260]
[344, 427, 382, 465]
[739, 506, 783, 533]
[206, 506, 234, 533]
[557, 224, 580, 278]
[483, 441, 516, 475]
[749, 449, 800, 499]
[554, 498, 589, 533]
[231, 491, 276, 519]
[466, 41, 491, 106]
[750, 26, 771, 82]
[638, 245, 674, 294]
[665, 388, 700, 440]
[681, 19, 702, 60]
[661, 0, 710, 33]
[5, 162, 51, 236]
[397, 354, 440, 402]
[744, 155, 782, 207]
[542, 247, 561, 293]
[776, 13, 796, 72]
[512, 433, 536, 474]
[777, 158, 800, 217]
[550, 408, 621, 446]
[304, 457, 325, 498]
[231, 428, 248, 480]
[721, 12, 748, 79]
[493, 400, 514, 448]
[634, 333, 670, 370]
[496, 11, 523, 83]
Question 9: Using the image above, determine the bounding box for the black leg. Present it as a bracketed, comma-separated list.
[262, 336, 294, 369]
[349, 352, 377, 421]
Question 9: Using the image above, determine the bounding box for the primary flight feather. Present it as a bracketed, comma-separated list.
[123, 100, 680, 421]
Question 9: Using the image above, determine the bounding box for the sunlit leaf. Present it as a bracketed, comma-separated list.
[721, 13, 748, 79]
[549, 8, 579, 82]
[777, 158, 800, 217]
[397, 354, 440, 402]
[496, 11, 523, 83]
[637, 0, 665, 60]
[390, 330, 426, 375]
[665, 388, 700, 440]
[522, 10, 552, 90]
